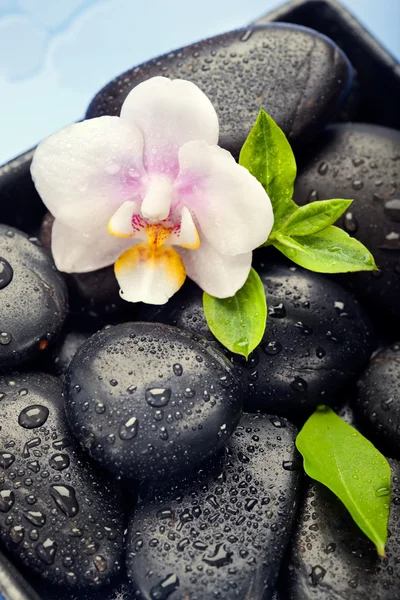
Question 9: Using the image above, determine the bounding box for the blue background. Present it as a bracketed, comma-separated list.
[0, 0, 399, 165]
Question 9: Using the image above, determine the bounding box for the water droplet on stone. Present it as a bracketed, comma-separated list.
[150, 573, 180, 599]
[311, 565, 326, 585]
[344, 212, 358, 233]
[240, 29, 253, 42]
[0, 490, 15, 512]
[203, 543, 233, 568]
[119, 416, 139, 440]
[27, 460, 40, 473]
[9, 525, 24, 544]
[384, 198, 400, 222]
[93, 555, 108, 572]
[0, 452, 15, 469]
[309, 190, 318, 202]
[352, 179, 363, 190]
[24, 511, 46, 527]
[49, 484, 79, 517]
[36, 538, 57, 565]
[49, 454, 70, 471]
[173, 363, 183, 376]
[318, 162, 328, 175]
[18, 405, 49, 429]
[269, 303, 286, 318]
[0, 257, 13, 290]
[290, 377, 308, 393]
[316, 346, 326, 359]
[262, 340, 282, 355]
[146, 388, 171, 407]
[0, 332, 12, 345]
[324, 542, 336, 554]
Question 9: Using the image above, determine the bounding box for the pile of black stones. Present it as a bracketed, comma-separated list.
[0, 5, 399, 599]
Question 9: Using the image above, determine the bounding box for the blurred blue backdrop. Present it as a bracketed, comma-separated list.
[0, 0, 399, 164]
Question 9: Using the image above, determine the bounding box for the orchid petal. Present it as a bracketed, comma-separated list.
[168, 207, 200, 249]
[115, 243, 186, 305]
[31, 117, 145, 233]
[178, 235, 252, 298]
[120, 77, 219, 177]
[108, 200, 142, 238]
[176, 141, 274, 256]
[52, 219, 134, 273]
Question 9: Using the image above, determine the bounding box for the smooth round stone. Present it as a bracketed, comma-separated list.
[86, 23, 352, 155]
[39, 213, 130, 319]
[0, 225, 68, 368]
[286, 459, 400, 600]
[355, 344, 400, 459]
[126, 413, 301, 600]
[65, 322, 243, 479]
[294, 123, 400, 330]
[145, 260, 376, 419]
[0, 373, 124, 589]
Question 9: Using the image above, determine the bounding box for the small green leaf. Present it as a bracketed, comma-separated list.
[296, 406, 391, 557]
[202, 268, 267, 359]
[278, 199, 353, 237]
[239, 108, 297, 234]
[273, 226, 377, 273]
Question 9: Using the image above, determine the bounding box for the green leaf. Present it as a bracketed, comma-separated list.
[278, 199, 353, 237]
[202, 268, 267, 359]
[239, 108, 297, 234]
[273, 226, 377, 273]
[296, 406, 391, 557]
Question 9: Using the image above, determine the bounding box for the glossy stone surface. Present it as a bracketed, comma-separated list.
[293, 123, 400, 331]
[255, 0, 400, 132]
[65, 322, 243, 479]
[0, 373, 124, 588]
[126, 413, 301, 600]
[0, 149, 45, 233]
[86, 23, 352, 155]
[0, 225, 68, 368]
[286, 459, 400, 600]
[355, 344, 400, 459]
[145, 260, 376, 419]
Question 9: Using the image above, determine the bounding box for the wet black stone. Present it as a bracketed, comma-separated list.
[0, 373, 124, 589]
[144, 260, 376, 419]
[293, 123, 400, 332]
[255, 0, 400, 132]
[0, 225, 68, 369]
[126, 413, 301, 600]
[355, 344, 400, 459]
[65, 322, 243, 479]
[0, 149, 45, 233]
[86, 23, 352, 156]
[286, 459, 400, 600]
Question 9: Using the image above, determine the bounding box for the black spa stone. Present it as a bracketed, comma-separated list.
[65, 322, 243, 479]
[355, 344, 400, 459]
[0, 225, 68, 369]
[0, 373, 124, 589]
[143, 261, 376, 419]
[86, 23, 352, 156]
[293, 123, 400, 332]
[286, 459, 400, 600]
[126, 413, 301, 600]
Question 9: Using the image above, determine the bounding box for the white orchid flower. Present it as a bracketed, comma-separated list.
[31, 77, 273, 305]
